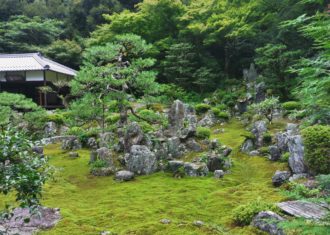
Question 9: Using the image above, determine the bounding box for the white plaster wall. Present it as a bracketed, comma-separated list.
[26, 71, 44, 81]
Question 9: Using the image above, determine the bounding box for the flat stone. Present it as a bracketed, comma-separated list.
[115, 170, 134, 181]
[193, 220, 204, 227]
[277, 201, 329, 219]
[214, 170, 224, 179]
[160, 219, 171, 224]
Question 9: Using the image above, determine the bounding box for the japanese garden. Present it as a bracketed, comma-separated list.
[0, 0, 329, 235]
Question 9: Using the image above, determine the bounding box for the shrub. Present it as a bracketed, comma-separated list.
[106, 113, 120, 124]
[211, 107, 221, 117]
[301, 125, 330, 174]
[262, 132, 272, 144]
[216, 104, 228, 111]
[316, 174, 330, 192]
[280, 152, 290, 162]
[90, 160, 107, 170]
[148, 103, 164, 112]
[138, 109, 159, 123]
[285, 182, 320, 200]
[46, 113, 65, 125]
[195, 103, 211, 114]
[259, 146, 269, 155]
[196, 127, 211, 139]
[217, 111, 230, 120]
[282, 101, 301, 111]
[232, 198, 277, 226]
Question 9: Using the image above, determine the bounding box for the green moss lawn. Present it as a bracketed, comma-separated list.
[2, 120, 287, 234]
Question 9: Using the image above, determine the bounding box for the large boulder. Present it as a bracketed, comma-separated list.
[275, 132, 289, 153]
[255, 82, 266, 103]
[185, 138, 202, 152]
[251, 120, 267, 148]
[207, 155, 224, 172]
[125, 145, 157, 175]
[272, 170, 291, 187]
[252, 211, 285, 235]
[184, 162, 209, 177]
[168, 100, 186, 135]
[287, 135, 307, 174]
[167, 160, 184, 173]
[0, 207, 61, 235]
[87, 137, 98, 149]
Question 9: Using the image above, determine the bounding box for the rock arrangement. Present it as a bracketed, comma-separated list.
[252, 211, 285, 235]
[57, 100, 233, 179]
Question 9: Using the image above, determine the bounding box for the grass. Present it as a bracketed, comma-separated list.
[1, 119, 288, 234]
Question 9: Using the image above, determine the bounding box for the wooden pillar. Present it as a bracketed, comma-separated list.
[43, 70, 47, 108]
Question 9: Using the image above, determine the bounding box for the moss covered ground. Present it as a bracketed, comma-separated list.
[2, 119, 287, 234]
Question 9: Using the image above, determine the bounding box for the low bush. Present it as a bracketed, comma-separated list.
[138, 109, 159, 123]
[232, 198, 277, 226]
[196, 126, 211, 139]
[195, 103, 211, 114]
[259, 146, 269, 155]
[282, 101, 301, 111]
[280, 152, 290, 162]
[301, 125, 330, 174]
[215, 111, 230, 120]
[46, 113, 65, 125]
[285, 182, 320, 200]
[262, 132, 272, 144]
[216, 104, 228, 111]
[316, 174, 330, 193]
[106, 113, 120, 124]
[90, 160, 107, 170]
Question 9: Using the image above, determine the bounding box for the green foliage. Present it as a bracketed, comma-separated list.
[255, 43, 301, 100]
[285, 182, 320, 200]
[316, 174, 330, 193]
[46, 113, 65, 125]
[279, 217, 330, 235]
[216, 111, 230, 121]
[259, 147, 269, 155]
[282, 101, 301, 111]
[44, 39, 82, 69]
[137, 109, 160, 123]
[90, 160, 107, 170]
[106, 114, 120, 125]
[0, 127, 50, 208]
[232, 198, 277, 226]
[0, 15, 62, 53]
[249, 97, 280, 123]
[196, 127, 211, 139]
[262, 132, 272, 145]
[301, 125, 330, 174]
[280, 152, 290, 163]
[195, 103, 211, 115]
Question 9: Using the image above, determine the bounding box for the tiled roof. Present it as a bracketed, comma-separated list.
[0, 53, 77, 76]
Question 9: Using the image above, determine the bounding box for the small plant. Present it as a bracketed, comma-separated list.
[46, 113, 65, 125]
[301, 125, 330, 174]
[282, 101, 301, 111]
[262, 132, 272, 144]
[316, 174, 330, 193]
[90, 160, 107, 170]
[173, 166, 185, 178]
[217, 111, 230, 120]
[195, 103, 211, 114]
[106, 113, 120, 124]
[280, 152, 290, 162]
[196, 126, 211, 139]
[138, 109, 160, 123]
[232, 198, 277, 226]
[259, 146, 269, 155]
[249, 97, 280, 123]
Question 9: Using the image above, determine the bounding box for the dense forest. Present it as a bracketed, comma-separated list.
[0, 0, 329, 235]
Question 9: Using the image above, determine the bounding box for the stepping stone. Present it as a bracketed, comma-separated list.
[277, 200, 329, 220]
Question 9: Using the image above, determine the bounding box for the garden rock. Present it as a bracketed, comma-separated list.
[69, 152, 79, 159]
[32, 146, 44, 155]
[207, 155, 223, 172]
[168, 100, 186, 135]
[61, 137, 82, 150]
[214, 170, 225, 178]
[275, 132, 289, 153]
[167, 160, 184, 173]
[223, 147, 232, 157]
[252, 211, 285, 235]
[0, 207, 61, 235]
[287, 135, 307, 174]
[185, 138, 202, 152]
[87, 137, 98, 149]
[91, 167, 114, 176]
[123, 122, 145, 152]
[44, 121, 57, 137]
[96, 147, 115, 169]
[241, 139, 254, 153]
[268, 145, 281, 161]
[255, 82, 266, 103]
[193, 220, 204, 227]
[167, 137, 184, 158]
[277, 201, 329, 220]
[249, 150, 260, 156]
[125, 145, 157, 175]
[210, 139, 220, 150]
[184, 162, 209, 177]
[272, 170, 290, 187]
[251, 120, 267, 148]
[115, 170, 134, 181]
[198, 111, 217, 127]
[289, 173, 308, 182]
[160, 219, 171, 224]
